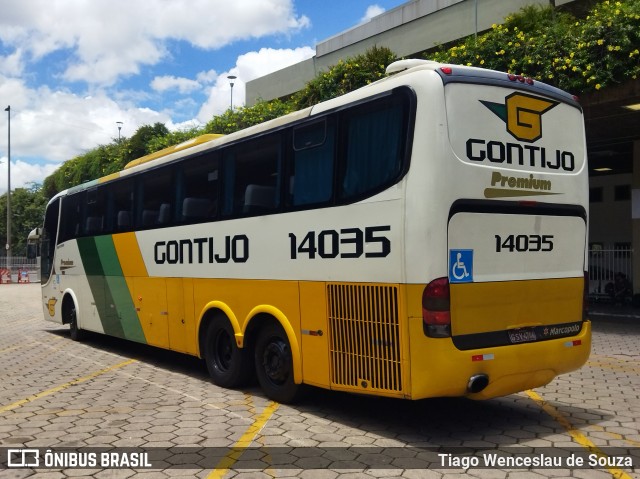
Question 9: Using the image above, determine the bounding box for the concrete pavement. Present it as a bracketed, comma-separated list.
[0, 284, 638, 478]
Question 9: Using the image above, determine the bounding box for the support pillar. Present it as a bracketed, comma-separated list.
[631, 140, 640, 294]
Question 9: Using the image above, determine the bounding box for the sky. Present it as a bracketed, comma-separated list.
[0, 0, 407, 194]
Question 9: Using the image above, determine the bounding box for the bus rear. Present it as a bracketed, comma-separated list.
[403, 62, 590, 399]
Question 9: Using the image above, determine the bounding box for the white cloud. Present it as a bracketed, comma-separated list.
[0, 158, 59, 194]
[0, 1, 314, 191]
[151, 76, 201, 94]
[360, 5, 386, 24]
[197, 46, 315, 121]
[0, 0, 310, 86]
[196, 70, 218, 85]
[0, 77, 169, 193]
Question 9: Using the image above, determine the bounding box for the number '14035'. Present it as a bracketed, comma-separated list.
[495, 234, 554, 252]
[289, 226, 391, 259]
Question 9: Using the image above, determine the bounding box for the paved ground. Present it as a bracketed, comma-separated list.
[0, 284, 638, 478]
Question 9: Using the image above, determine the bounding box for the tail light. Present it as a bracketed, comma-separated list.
[422, 277, 451, 338]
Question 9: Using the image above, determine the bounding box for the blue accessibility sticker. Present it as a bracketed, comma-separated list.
[449, 249, 473, 283]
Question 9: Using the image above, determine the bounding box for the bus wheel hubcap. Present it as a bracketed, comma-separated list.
[215, 332, 232, 371]
[263, 341, 288, 384]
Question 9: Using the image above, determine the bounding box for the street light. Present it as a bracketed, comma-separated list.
[116, 121, 123, 141]
[227, 75, 237, 111]
[4, 105, 10, 276]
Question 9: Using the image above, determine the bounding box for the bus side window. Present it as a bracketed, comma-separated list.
[179, 153, 220, 223]
[84, 188, 105, 236]
[109, 179, 134, 233]
[291, 118, 334, 207]
[60, 192, 84, 242]
[136, 168, 173, 229]
[340, 94, 406, 201]
[222, 133, 281, 217]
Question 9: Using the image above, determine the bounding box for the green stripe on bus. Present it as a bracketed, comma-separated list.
[77, 237, 125, 338]
[78, 236, 146, 342]
[94, 236, 146, 343]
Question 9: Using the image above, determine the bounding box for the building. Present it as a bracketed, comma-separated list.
[246, 0, 640, 298]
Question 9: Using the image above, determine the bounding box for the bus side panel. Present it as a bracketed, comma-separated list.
[299, 281, 331, 388]
[168, 278, 196, 355]
[192, 278, 302, 354]
[71, 234, 147, 342]
[132, 277, 169, 348]
[45, 240, 105, 333]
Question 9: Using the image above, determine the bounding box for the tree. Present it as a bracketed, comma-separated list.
[427, 0, 640, 94]
[0, 184, 48, 256]
[124, 122, 169, 163]
[293, 46, 397, 109]
[204, 99, 294, 135]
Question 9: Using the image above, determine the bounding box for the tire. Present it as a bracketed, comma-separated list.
[204, 317, 253, 388]
[66, 300, 85, 342]
[254, 322, 301, 404]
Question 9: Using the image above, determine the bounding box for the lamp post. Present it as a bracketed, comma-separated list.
[227, 75, 237, 111]
[4, 105, 10, 276]
[116, 121, 123, 142]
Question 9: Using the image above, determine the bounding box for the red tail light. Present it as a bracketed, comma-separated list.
[423, 277, 451, 338]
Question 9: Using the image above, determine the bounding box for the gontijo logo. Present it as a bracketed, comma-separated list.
[466, 92, 576, 172]
[480, 92, 558, 142]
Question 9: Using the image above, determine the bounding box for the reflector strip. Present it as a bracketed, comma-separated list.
[301, 329, 323, 337]
[472, 353, 494, 362]
[564, 339, 582, 347]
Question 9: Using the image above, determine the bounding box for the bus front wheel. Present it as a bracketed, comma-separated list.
[65, 299, 85, 342]
[204, 317, 252, 388]
[254, 322, 301, 404]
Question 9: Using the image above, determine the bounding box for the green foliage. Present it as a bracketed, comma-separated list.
[293, 46, 396, 108]
[124, 122, 169, 160]
[204, 99, 294, 135]
[41, 140, 127, 198]
[145, 126, 203, 154]
[0, 184, 48, 256]
[427, 0, 640, 93]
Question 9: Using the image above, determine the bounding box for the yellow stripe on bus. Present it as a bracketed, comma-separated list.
[112, 232, 148, 278]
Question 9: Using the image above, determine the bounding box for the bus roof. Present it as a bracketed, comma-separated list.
[385, 59, 581, 110]
[123, 134, 224, 170]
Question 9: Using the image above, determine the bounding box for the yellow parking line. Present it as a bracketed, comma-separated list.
[0, 359, 137, 414]
[587, 358, 640, 375]
[526, 390, 633, 479]
[588, 425, 640, 448]
[207, 399, 280, 478]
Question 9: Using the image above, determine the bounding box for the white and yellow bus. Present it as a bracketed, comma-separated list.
[37, 59, 590, 403]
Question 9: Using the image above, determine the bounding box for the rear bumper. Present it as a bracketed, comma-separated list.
[408, 317, 591, 400]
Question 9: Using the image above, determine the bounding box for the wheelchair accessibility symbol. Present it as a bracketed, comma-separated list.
[449, 249, 473, 283]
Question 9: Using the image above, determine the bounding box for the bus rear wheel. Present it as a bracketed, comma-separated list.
[254, 322, 301, 404]
[204, 317, 252, 388]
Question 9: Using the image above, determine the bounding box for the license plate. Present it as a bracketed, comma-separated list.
[508, 328, 537, 344]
